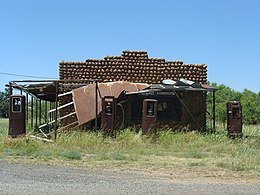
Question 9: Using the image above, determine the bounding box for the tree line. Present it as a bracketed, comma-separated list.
[1, 84, 260, 125]
[0, 89, 8, 118]
[207, 83, 260, 125]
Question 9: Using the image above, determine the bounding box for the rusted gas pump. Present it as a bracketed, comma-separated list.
[142, 99, 158, 139]
[9, 95, 26, 137]
[227, 101, 242, 138]
[101, 96, 116, 137]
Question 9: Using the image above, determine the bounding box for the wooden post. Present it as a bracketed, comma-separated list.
[26, 93, 29, 124]
[31, 97, 34, 129]
[213, 91, 216, 133]
[54, 81, 58, 141]
[35, 99, 38, 130]
[39, 99, 42, 125]
[95, 80, 98, 131]
[45, 100, 48, 124]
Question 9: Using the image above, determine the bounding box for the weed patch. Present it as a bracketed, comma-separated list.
[33, 151, 53, 159]
[96, 151, 133, 161]
[216, 160, 249, 172]
[188, 161, 206, 167]
[61, 150, 82, 160]
[183, 151, 209, 159]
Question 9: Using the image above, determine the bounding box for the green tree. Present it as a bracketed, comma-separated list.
[240, 89, 260, 124]
[208, 83, 241, 124]
[0, 89, 9, 118]
[207, 82, 260, 125]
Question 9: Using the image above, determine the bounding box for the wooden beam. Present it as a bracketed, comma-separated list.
[29, 135, 53, 143]
[38, 112, 76, 130]
[49, 101, 74, 113]
[58, 91, 72, 97]
[38, 120, 56, 129]
[57, 121, 78, 131]
[59, 112, 76, 120]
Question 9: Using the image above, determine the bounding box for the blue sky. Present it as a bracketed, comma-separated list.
[1, 0, 259, 92]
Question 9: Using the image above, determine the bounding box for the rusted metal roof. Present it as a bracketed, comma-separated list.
[22, 83, 57, 101]
[6, 79, 94, 102]
[200, 83, 217, 92]
[126, 79, 216, 95]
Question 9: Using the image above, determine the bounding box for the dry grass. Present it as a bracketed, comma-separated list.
[0, 118, 259, 180]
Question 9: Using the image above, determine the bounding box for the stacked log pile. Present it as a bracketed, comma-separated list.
[59, 50, 207, 84]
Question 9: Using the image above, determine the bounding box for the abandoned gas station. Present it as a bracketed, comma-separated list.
[7, 50, 243, 140]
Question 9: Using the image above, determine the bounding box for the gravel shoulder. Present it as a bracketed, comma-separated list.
[0, 160, 259, 195]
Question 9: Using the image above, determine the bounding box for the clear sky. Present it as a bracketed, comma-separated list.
[1, 0, 259, 92]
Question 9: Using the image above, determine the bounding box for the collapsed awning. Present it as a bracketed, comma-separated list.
[72, 81, 150, 125]
[6, 80, 92, 102]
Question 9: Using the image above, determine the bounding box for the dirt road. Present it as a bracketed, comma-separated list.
[0, 160, 259, 195]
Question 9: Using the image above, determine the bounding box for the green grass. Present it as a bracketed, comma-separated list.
[0, 118, 8, 135]
[62, 150, 82, 160]
[0, 118, 259, 179]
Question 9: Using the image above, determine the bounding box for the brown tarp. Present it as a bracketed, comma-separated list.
[72, 81, 150, 125]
